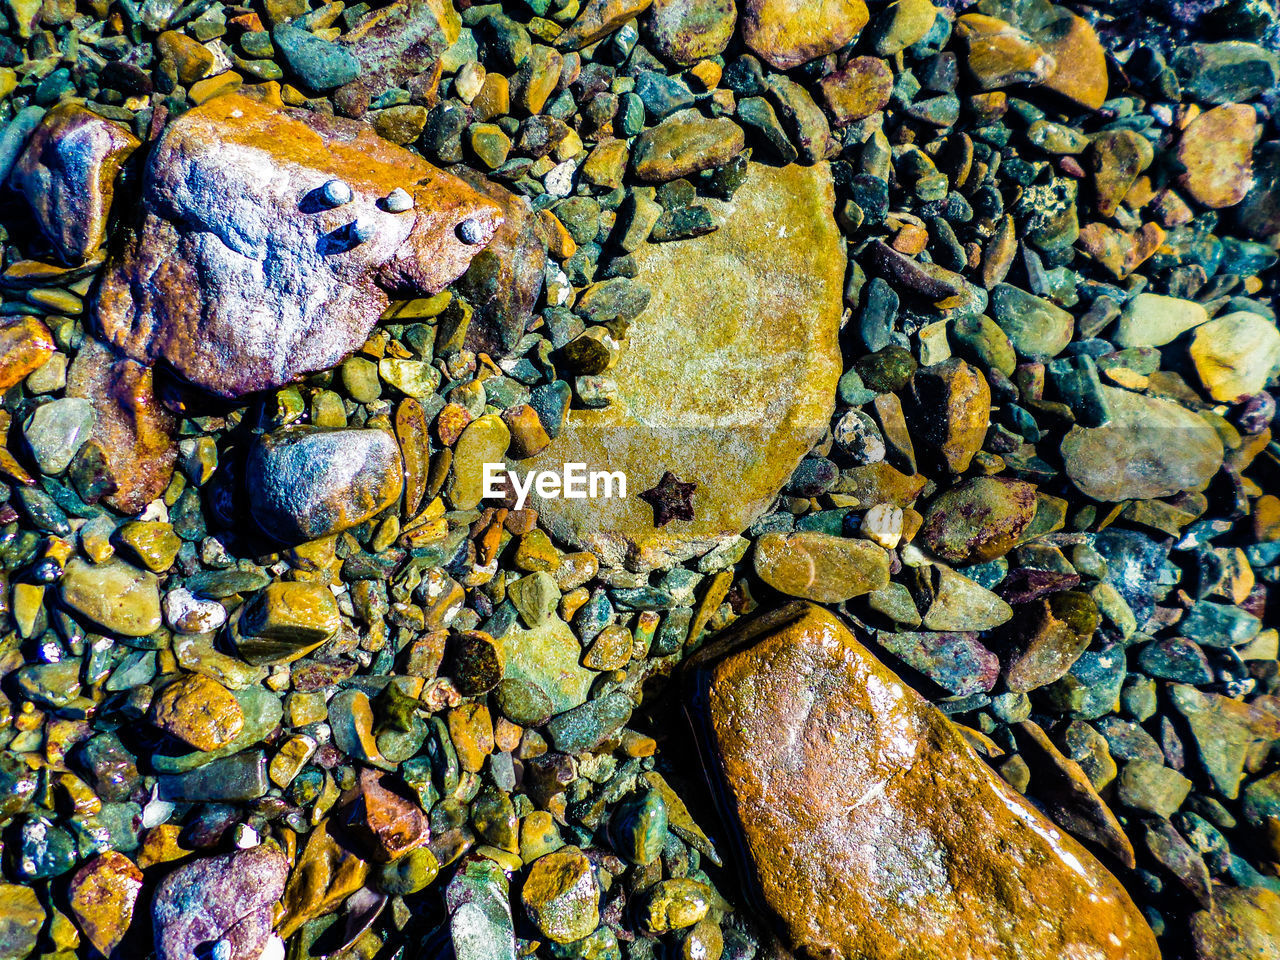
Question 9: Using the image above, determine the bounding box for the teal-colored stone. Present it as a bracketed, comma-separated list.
[611, 788, 667, 865]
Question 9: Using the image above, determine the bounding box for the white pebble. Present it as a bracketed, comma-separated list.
[258, 935, 286, 960]
[457, 217, 486, 244]
[349, 218, 376, 244]
[544, 158, 578, 197]
[162, 587, 228, 635]
[321, 179, 353, 206]
[385, 187, 413, 212]
[233, 823, 260, 848]
[211, 940, 233, 960]
[861, 503, 904, 550]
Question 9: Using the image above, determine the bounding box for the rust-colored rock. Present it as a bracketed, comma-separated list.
[0, 316, 54, 392]
[955, 13, 1056, 90]
[68, 851, 145, 958]
[11, 103, 140, 264]
[66, 338, 177, 515]
[1178, 104, 1257, 209]
[149, 674, 245, 752]
[336, 767, 430, 862]
[817, 56, 893, 126]
[685, 602, 1159, 960]
[740, 0, 869, 70]
[1038, 13, 1107, 110]
[94, 93, 502, 398]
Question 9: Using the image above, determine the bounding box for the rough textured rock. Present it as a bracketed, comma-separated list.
[65, 339, 177, 515]
[0, 316, 55, 392]
[685, 602, 1159, 960]
[643, 0, 735, 65]
[333, 0, 460, 113]
[1178, 104, 1257, 210]
[67, 851, 144, 958]
[1061, 386, 1223, 501]
[516, 162, 843, 569]
[455, 168, 548, 356]
[740, 0, 869, 70]
[1190, 884, 1280, 960]
[10, 102, 139, 264]
[95, 93, 502, 398]
[246, 426, 403, 543]
[152, 844, 288, 960]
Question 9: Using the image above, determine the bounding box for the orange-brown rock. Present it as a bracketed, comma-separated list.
[740, 0, 869, 70]
[0, 316, 54, 391]
[11, 103, 140, 264]
[1038, 13, 1107, 110]
[68, 851, 144, 957]
[66, 339, 177, 515]
[1178, 104, 1257, 209]
[94, 93, 502, 398]
[335, 767, 430, 862]
[333, 0, 460, 115]
[685, 602, 1159, 960]
[149, 674, 245, 752]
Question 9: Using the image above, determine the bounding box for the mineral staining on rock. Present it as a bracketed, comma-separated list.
[686, 602, 1159, 960]
[519, 161, 843, 570]
[94, 93, 503, 398]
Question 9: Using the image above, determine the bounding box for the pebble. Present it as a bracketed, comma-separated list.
[1113, 293, 1209, 348]
[1178, 104, 1258, 209]
[22, 397, 94, 475]
[230, 581, 341, 665]
[630, 111, 745, 181]
[60, 556, 162, 637]
[150, 674, 245, 752]
[753, 531, 890, 602]
[921, 476, 1037, 565]
[739, 0, 869, 70]
[1189, 311, 1280, 403]
[247, 426, 403, 543]
[521, 846, 600, 944]
[67, 852, 144, 957]
[0, 315, 55, 391]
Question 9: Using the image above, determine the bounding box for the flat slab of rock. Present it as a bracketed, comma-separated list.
[1061, 386, 1223, 501]
[95, 93, 502, 398]
[685, 601, 1159, 960]
[516, 162, 843, 569]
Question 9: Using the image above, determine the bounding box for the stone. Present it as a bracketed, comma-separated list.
[643, 879, 717, 933]
[1038, 13, 1107, 110]
[920, 476, 1037, 565]
[1178, 104, 1257, 209]
[68, 851, 144, 958]
[61, 557, 162, 637]
[448, 414, 511, 510]
[273, 23, 360, 90]
[643, 0, 735, 66]
[921, 566, 1013, 632]
[11, 103, 139, 265]
[0, 315, 54, 392]
[447, 857, 517, 960]
[22, 397, 94, 475]
[231, 581, 341, 665]
[247, 426, 403, 543]
[1004, 592, 1097, 693]
[1113, 293, 1208, 348]
[521, 846, 600, 944]
[753, 531, 890, 602]
[556, 0, 654, 50]
[873, 629, 1000, 696]
[66, 339, 177, 515]
[817, 57, 894, 126]
[334, 0, 460, 110]
[336, 767, 430, 862]
[157, 30, 215, 83]
[739, 0, 869, 70]
[1116, 759, 1192, 818]
[517, 163, 842, 570]
[1190, 312, 1280, 403]
[871, 0, 936, 56]
[150, 674, 245, 751]
[503, 616, 596, 716]
[630, 110, 745, 182]
[955, 13, 1056, 90]
[1190, 885, 1280, 960]
[902, 358, 990, 474]
[991, 284, 1074, 360]
[686, 602, 1158, 960]
[1061, 386, 1223, 501]
[95, 94, 501, 398]
[152, 845, 288, 960]
[0, 883, 44, 960]
[546, 691, 633, 753]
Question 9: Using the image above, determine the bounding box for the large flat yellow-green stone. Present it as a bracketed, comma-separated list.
[518, 161, 844, 569]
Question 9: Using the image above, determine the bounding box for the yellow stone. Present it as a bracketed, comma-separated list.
[1190, 311, 1280, 403]
[149, 674, 245, 751]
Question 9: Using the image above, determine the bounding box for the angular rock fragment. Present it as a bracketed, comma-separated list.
[685, 602, 1159, 960]
[11, 103, 139, 264]
[95, 93, 502, 398]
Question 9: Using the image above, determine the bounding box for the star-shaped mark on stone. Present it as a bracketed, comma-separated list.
[639, 471, 697, 527]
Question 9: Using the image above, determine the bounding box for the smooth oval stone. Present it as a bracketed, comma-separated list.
[685, 602, 1159, 960]
[1189, 311, 1280, 403]
[447, 414, 511, 510]
[502, 616, 595, 715]
[516, 162, 843, 570]
[247, 426, 403, 542]
[1062, 387, 1223, 501]
[753, 531, 890, 602]
[521, 846, 600, 945]
[61, 557, 162, 637]
[739, 0, 869, 70]
[0, 883, 45, 959]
